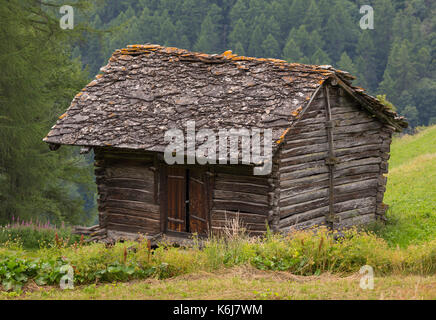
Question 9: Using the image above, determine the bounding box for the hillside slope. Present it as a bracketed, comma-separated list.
[389, 126, 436, 169]
[381, 126, 436, 246]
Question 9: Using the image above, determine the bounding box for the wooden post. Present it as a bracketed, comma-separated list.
[159, 162, 168, 233]
[205, 167, 215, 236]
[323, 83, 337, 229]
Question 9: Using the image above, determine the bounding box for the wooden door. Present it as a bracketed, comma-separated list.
[166, 167, 186, 232]
[188, 169, 209, 235]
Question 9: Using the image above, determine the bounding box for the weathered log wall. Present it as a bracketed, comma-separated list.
[279, 84, 393, 232]
[94, 149, 160, 239]
[329, 85, 384, 228]
[210, 165, 271, 235]
[278, 89, 330, 231]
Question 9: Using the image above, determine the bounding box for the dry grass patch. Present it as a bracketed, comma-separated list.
[4, 266, 436, 300]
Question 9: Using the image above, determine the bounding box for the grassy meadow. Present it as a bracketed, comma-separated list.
[1, 126, 435, 300]
[380, 125, 436, 247]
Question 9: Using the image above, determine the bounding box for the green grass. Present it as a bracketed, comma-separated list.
[3, 267, 436, 300]
[388, 125, 436, 169]
[0, 225, 82, 250]
[1, 227, 436, 295]
[379, 125, 436, 247]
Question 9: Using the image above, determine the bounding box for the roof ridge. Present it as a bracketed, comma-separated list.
[109, 44, 406, 130]
[110, 43, 356, 81]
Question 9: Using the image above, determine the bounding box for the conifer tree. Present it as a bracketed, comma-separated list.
[337, 52, 357, 75]
[229, 0, 249, 24]
[247, 0, 266, 23]
[233, 42, 246, 56]
[174, 20, 191, 49]
[247, 25, 264, 57]
[82, 14, 105, 75]
[282, 37, 303, 63]
[193, 5, 223, 53]
[228, 18, 249, 53]
[287, 26, 310, 57]
[379, 40, 418, 105]
[270, 0, 291, 40]
[373, 0, 396, 80]
[311, 48, 331, 65]
[262, 34, 281, 59]
[159, 16, 177, 46]
[414, 46, 431, 77]
[265, 16, 281, 45]
[355, 32, 378, 91]
[413, 78, 436, 125]
[304, 0, 322, 31]
[124, 5, 136, 19]
[288, 0, 310, 29]
[324, 2, 358, 62]
[402, 105, 419, 128]
[0, 0, 95, 224]
[306, 30, 325, 58]
[179, 0, 209, 45]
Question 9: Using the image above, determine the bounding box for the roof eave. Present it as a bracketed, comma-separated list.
[331, 75, 408, 132]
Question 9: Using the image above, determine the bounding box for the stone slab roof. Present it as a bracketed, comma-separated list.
[44, 44, 407, 154]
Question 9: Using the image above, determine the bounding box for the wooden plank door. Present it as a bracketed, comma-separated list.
[188, 169, 209, 235]
[166, 167, 186, 232]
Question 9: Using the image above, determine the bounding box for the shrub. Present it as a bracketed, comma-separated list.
[0, 218, 81, 250]
[1, 227, 436, 292]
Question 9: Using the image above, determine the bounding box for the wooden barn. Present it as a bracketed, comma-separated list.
[44, 44, 407, 242]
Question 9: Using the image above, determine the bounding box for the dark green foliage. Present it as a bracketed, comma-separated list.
[0, 254, 154, 292]
[193, 4, 224, 53]
[0, 258, 40, 292]
[282, 38, 303, 63]
[247, 25, 264, 58]
[262, 34, 281, 59]
[0, 0, 97, 226]
[311, 48, 332, 65]
[337, 52, 357, 75]
[372, 0, 396, 82]
[304, 0, 323, 31]
[228, 18, 249, 52]
[402, 106, 420, 128]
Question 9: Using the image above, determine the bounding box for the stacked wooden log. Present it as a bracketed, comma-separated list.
[94, 149, 161, 238]
[279, 91, 330, 231]
[72, 225, 107, 242]
[210, 165, 270, 235]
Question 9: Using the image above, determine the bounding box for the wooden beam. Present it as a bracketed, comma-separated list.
[323, 84, 336, 228]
